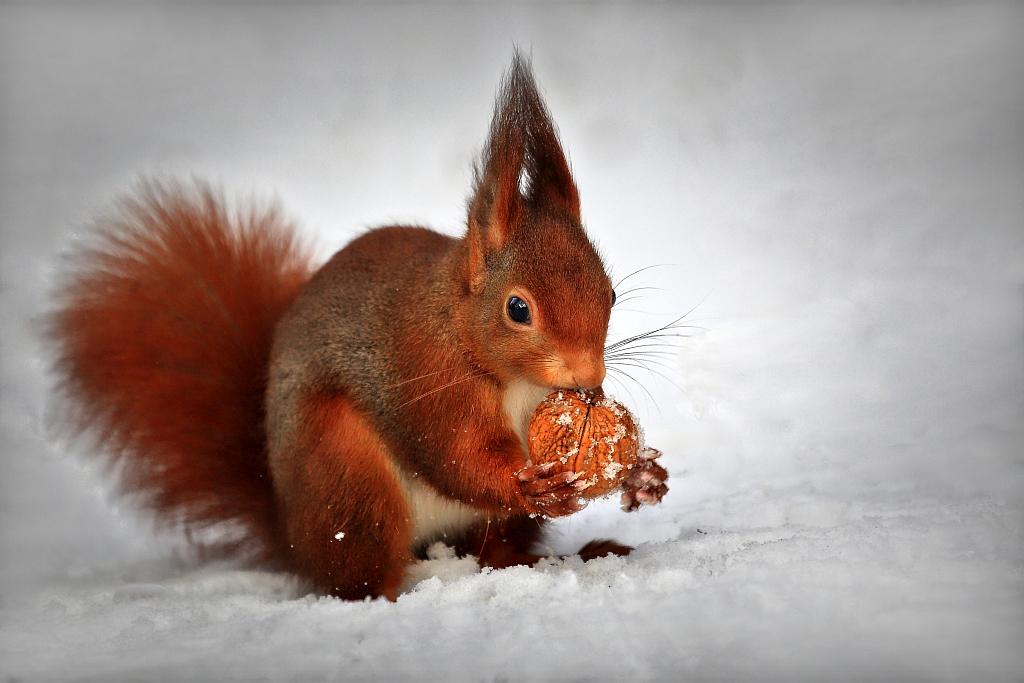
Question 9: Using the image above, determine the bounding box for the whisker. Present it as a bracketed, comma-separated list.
[606, 320, 686, 351]
[606, 366, 661, 417]
[608, 306, 652, 313]
[396, 369, 489, 409]
[387, 366, 463, 388]
[606, 345, 681, 358]
[607, 357, 679, 371]
[607, 360, 685, 395]
[607, 358, 672, 373]
[606, 346, 680, 357]
[607, 332, 674, 353]
[612, 285, 663, 301]
[603, 278, 713, 413]
[612, 263, 676, 290]
[606, 328, 702, 352]
[602, 373, 645, 416]
[609, 343, 685, 362]
[610, 289, 714, 344]
[518, 357, 557, 374]
[608, 356, 679, 372]
[607, 355, 679, 371]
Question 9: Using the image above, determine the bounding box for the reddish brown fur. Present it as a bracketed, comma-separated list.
[265, 53, 617, 597]
[279, 391, 412, 600]
[53, 54, 642, 600]
[52, 183, 313, 560]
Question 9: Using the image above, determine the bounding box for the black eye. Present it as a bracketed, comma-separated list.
[611, 289, 617, 307]
[507, 296, 531, 324]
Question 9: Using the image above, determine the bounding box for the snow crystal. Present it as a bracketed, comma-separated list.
[602, 461, 624, 481]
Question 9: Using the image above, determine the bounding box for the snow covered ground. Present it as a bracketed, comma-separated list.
[2, 4, 1022, 681]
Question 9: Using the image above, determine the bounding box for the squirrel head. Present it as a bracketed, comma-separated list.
[456, 53, 613, 390]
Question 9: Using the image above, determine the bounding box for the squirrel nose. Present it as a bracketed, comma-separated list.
[567, 354, 606, 389]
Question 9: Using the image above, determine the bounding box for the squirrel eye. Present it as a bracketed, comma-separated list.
[611, 289, 617, 307]
[507, 296, 531, 324]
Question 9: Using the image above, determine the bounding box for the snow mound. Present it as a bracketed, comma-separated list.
[2, 501, 1019, 682]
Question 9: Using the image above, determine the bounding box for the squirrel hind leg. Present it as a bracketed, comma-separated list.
[276, 391, 412, 601]
[453, 514, 548, 570]
[456, 518, 633, 568]
[454, 518, 630, 565]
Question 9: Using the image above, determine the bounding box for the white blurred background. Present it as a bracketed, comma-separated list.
[1, 3, 1021, 679]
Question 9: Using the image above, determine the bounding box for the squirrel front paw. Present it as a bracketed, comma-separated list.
[517, 462, 588, 518]
[620, 447, 669, 511]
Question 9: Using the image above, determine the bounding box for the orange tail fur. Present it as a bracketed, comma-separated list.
[52, 182, 315, 560]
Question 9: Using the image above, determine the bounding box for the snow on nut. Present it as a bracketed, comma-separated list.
[527, 388, 641, 499]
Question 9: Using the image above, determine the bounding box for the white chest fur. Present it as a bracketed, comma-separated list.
[401, 378, 550, 553]
[401, 473, 484, 551]
[501, 377, 550, 451]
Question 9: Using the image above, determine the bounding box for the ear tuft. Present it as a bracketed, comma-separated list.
[465, 51, 580, 289]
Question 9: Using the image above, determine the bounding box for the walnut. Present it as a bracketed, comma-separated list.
[527, 388, 641, 499]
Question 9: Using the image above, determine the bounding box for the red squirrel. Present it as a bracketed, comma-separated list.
[52, 54, 668, 600]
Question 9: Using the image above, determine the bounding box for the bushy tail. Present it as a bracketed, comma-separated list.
[52, 182, 315, 561]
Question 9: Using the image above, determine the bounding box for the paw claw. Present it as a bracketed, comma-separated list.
[619, 456, 669, 511]
[518, 464, 588, 518]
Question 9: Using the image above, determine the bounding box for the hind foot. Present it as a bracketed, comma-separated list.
[577, 539, 632, 561]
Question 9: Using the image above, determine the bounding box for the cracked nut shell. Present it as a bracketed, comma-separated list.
[527, 389, 641, 499]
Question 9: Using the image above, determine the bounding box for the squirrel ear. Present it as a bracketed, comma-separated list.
[513, 56, 580, 217]
[465, 52, 580, 293]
